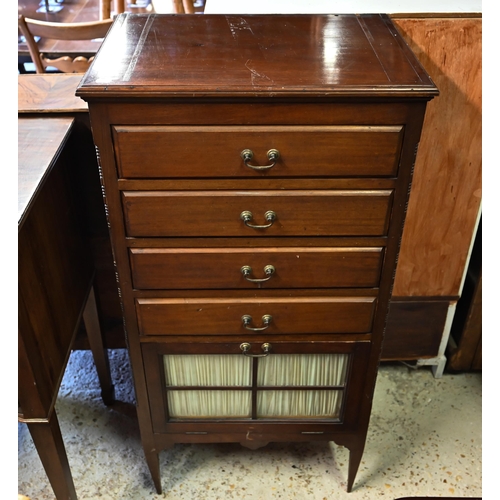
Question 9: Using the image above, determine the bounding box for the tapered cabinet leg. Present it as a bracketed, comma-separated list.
[346, 439, 366, 492]
[144, 446, 162, 494]
[26, 412, 77, 500]
[82, 285, 115, 406]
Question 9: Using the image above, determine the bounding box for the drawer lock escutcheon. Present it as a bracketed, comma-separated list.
[241, 264, 276, 283]
[241, 149, 280, 171]
[241, 314, 273, 332]
[240, 342, 272, 357]
[240, 210, 276, 229]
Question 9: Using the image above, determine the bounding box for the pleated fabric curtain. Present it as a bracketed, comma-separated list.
[163, 353, 348, 419]
[257, 354, 348, 418]
[164, 355, 252, 418]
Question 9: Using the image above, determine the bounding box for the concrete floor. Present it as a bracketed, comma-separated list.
[18, 349, 482, 499]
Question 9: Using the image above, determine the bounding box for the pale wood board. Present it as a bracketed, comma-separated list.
[392, 17, 482, 297]
[18, 74, 88, 114]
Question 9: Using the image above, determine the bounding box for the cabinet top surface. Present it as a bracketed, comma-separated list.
[77, 13, 438, 99]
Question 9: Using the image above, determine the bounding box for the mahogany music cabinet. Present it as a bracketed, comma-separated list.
[77, 13, 438, 492]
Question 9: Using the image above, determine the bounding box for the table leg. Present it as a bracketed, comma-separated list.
[82, 285, 115, 406]
[26, 412, 77, 500]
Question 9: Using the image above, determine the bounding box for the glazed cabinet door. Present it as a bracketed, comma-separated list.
[142, 340, 371, 434]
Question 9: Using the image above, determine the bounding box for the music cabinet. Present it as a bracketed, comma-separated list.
[77, 13, 437, 492]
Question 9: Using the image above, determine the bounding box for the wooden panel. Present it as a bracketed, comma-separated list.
[122, 190, 393, 237]
[136, 296, 377, 335]
[112, 125, 403, 178]
[18, 123, 93, 417]
[381, 300, 449, 360]
[392, 17, 482, 297]
[129, 247, 384, 289]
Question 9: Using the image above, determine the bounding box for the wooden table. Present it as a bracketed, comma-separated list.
[18, 115, 115, 500]
[18, 74, 88, 113]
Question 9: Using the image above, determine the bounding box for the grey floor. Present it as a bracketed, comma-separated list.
[18, 349, 482, 499]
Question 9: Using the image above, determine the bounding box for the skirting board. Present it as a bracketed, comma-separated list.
[382, 299, 457, 377]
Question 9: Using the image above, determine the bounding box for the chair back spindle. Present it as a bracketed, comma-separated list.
[18, 15, 114, 74]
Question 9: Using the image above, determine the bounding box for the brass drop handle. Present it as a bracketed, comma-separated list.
[240, 210, 276, 229]
[241, 149, 280, 171]
[241, 265, 275, 283]
[241, 314, 273, 331]
[240, 342, 272, 357]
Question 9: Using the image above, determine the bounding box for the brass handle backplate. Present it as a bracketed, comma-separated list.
[241, 265, 275, 283]
[240, 342, 272, 357]
[241, 149, 280, 171]
[241, 314, 273, 331]
[240, 210, 276, 229]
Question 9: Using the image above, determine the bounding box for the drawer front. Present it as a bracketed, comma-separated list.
[122, 190, 393, 237]
[136, 296, 376, 336]
[112, 125, 404, 178]
[130, 247, 384, 290]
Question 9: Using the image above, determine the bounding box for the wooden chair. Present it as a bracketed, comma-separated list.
[179, 0, 195, 13]
[18, 15, 113, 74]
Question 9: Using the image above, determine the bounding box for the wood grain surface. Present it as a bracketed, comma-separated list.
[18, 74, 88, 113]
[77, 14, 438, 98]
[18, 117, 75, 225]
[392, 17, 482, 297]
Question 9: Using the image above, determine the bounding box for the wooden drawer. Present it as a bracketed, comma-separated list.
[122, 190, 393, 237]
[129, 247, 384, 290]
[112, 125, 404, 178]
[135, 296, 376, 336]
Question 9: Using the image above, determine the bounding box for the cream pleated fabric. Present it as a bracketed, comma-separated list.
[163, 353, 348, 419]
